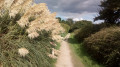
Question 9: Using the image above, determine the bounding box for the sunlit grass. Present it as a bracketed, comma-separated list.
[68, 33, 104, 67]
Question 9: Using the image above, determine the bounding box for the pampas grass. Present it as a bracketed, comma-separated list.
[28, 32, 39, 39]
[0, 0, 65, 41]
[0, 0, 65, 67]
[18, 48, 29, 57]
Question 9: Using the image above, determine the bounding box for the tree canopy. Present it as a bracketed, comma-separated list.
[94, 0, 120, 25]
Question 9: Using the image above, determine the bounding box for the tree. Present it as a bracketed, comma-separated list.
[94, 0, 120, 25]
[56, 17, 62, 22]
[73, 20, 92, 29]
[66, 18, 74, 32]
[66, 18, 74, 26]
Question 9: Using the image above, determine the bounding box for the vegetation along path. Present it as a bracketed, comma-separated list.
[55, 34, 84, 67]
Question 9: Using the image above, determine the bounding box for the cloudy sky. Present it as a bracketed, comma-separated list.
[35, 0, 102, 23]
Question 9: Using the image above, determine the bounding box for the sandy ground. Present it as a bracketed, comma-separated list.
[55, 33, 84, 67]
[55, 34, 74, 67]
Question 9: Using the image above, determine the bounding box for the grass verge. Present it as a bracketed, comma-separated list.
[68, 33, 104, 67]
[52, 40, 61, 67]
[53, 33, 67, 67]
[61, 33, 67, 37]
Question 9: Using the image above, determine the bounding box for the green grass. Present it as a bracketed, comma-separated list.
[60, 33, 67, 37]
[52, 33, 67, 67]
[68, 33, 104, 67]
[55, 42, 61, 50]
[51, 41, 61, 67]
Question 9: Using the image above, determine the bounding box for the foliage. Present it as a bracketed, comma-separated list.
[60, 23, 70, 33]
[57, 18, 92, 33]
[57, 17, 74, 33]
[84, 27, 120, 67]
[57, 17, 70, 36]
[72, 20, 92, 30]
[65, 18, 74, 32]
[74, 23, 105, 42]
[94, 0, 120, 25]
[66, 18, 74, 26]
[56, 17, 62, 22]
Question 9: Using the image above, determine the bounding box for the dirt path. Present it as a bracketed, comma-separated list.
[55, 34, 74, 67]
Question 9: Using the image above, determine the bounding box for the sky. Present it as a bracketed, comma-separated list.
[35, 0, 103, 24]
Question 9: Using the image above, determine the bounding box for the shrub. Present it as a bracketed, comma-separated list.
[60, 23, 70, 37]
[60, 23, 70, 33]
[84, 27, 120, 67]
[74, 23, 103, 42]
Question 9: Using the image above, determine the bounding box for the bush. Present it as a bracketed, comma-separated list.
[74, 23, 104, 42]
[84, 27, 120, 67]
[60, 23, 70, 33]
[60, 23, 70, 37]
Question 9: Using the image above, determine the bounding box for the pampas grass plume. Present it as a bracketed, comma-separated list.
[18, 48, 29, 57]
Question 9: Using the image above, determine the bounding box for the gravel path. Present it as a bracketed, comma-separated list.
[55, 34, 74, 67]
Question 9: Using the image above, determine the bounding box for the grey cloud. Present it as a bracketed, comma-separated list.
[35, 0, 101, 21]
[61, 0, 100, 13]
[35, 0, 101, 13]
[35, 0, 59, 12]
